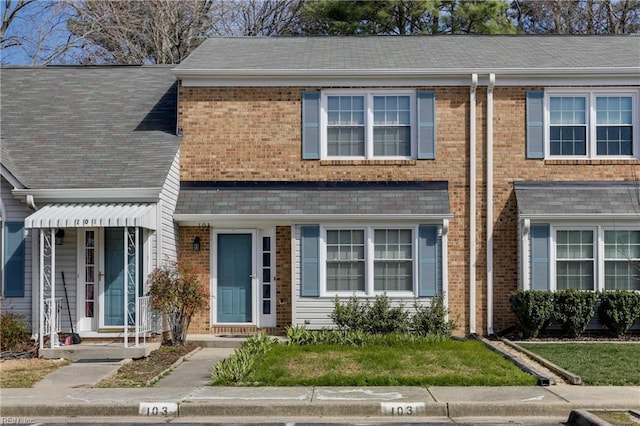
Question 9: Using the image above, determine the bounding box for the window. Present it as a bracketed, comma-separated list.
[555, 230, 594, 290]
[326, 229, 365, 292]
[322, 90, 416, 159]
[374, 229, 412, 291]
[322, 227, 416, 295]
[604, 230, 640, 291]
[545, 90, 637, 158]
[529, 225, 640, 292]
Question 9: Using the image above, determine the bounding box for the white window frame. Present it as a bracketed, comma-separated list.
[544, 88, 639, 159]
[535, 224, 640, 292]
[319, 224, 418, 298]
[602, 228, 640, 291]
[551, 227, 597, 291]
[320, 89, 417, 160]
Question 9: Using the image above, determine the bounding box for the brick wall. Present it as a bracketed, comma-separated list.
[491, 86, 640, 331]
[177, 84, 639, 336]
[179, 85, 474, 335]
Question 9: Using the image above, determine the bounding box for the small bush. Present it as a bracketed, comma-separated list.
[509, 290, 554, 339]
[365, 294, 409, 334]
[553, 289, 597, 338]
[211, 333, 279, 385]
[330, 295, 366, 331]
[286, 327, 450, 347]
[411, 294, 455, 336]
[147, 261, 208, 346]
[598, 291, 640, 337]
[0, 311, 30, 351]
[331, 294, 409, 334]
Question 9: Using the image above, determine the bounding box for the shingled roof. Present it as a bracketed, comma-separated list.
[174, 35, 640, 74]
[1, 66, 180, 189]
[514, 181, 640, 217]
[176, 181, 451, 217]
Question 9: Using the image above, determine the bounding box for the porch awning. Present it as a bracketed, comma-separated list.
[174, 181, 452, 224]
[514, 181, 639, 219]
[25, 203, 157, 230]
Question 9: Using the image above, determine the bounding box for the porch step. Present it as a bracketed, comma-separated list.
[40, 342, 161, 361]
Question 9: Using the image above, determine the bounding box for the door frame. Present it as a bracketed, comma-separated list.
[76, 228, 102, 332]
[211, 229, 258, 326]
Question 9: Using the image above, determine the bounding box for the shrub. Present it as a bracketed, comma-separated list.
[411, 294, 455, 336]
[212, 333, 279, 384]
[598, 291, 640, 337]
[330, 295, 366, 331]
[147, 261, 208, 346]
[509, 290, 554, 339]
[0, 311, 30, 351]
[286, 326, 450, 347]
[365, 294, 409, 334]
[331, 294, 410, 334]
[553, 289, 597, 338]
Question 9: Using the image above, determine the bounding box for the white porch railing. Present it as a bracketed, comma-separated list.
[43, 297, 63, 341]
[138, 296, 152, 334]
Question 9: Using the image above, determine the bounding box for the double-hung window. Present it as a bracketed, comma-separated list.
[540, 226, 640, 292]
[545, 90, 638, 158]
[555, 229, 595, 291]
[322, 226, 415, 295]
[322, 90, 415, 159]
[604, 230, 640, 291]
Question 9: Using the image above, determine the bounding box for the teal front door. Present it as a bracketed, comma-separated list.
[217, 234, 252, 323]
[104, 228, 124, 326]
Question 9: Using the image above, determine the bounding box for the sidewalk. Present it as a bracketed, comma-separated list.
[1, 348, 639, 421]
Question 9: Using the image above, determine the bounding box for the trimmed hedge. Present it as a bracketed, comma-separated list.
[510, 289, 640, 339]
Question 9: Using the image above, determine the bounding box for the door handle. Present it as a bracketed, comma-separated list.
[249, 274, 256, 279]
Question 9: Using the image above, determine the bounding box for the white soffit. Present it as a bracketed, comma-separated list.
[25, 203, 157, 230]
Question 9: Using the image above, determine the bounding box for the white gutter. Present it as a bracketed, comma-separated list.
[12, 188, 162, 203]
[469, 73, 478, 335]
[26, 195, 37, 211]
[173, 66, 640, 78]
[487, 73, 496, 336]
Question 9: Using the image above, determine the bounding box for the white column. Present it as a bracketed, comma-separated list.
[123, 227, 128, 348]
[50, 228, 56, 347]
[134, 227, 139, 347]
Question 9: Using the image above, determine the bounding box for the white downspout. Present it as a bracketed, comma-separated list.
[487, 73, 496, 336]
[469, 74, 478, 335]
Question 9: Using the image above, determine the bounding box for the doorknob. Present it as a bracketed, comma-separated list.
[249, 274, 256, 279]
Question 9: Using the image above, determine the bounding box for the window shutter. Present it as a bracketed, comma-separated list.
[417, 91, 436, 159]
[530, 224, 550, 291]
[418, 225, 440, 297]
[4, 222, 25, 297]
[300, 225, 320, 297]
[302, 92, 320, 160]
[526, 91, 545, 159]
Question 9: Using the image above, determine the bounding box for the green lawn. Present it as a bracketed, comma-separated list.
[519, 343, 640, 386]
[244, 340, 537, 386]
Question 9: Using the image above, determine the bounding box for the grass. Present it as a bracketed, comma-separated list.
[96, 344, 196, 388]
[519, 343, 640, 386]
[240, 339, 537, 386]
[591, 411, 640, 426]
[0, 358, 71, 388]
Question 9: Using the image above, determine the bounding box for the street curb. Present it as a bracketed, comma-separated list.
[145, 346, 203, 387]
[5, 400, 636, 419]
[473, 335, 553, 386]
[567, 409, 612, 426]
[500, 338, 582, 385]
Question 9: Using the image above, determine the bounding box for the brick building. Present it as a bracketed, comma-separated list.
[172, 36, 640, 336]
[2, 36, 639, 342]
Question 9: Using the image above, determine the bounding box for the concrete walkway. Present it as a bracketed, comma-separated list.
[1, 347, 639, 422]
[154, 347, 235, 388]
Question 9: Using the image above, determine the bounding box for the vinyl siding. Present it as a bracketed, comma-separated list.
[1, 176, 33, 330]
[159, 150, 180, 263]
[292, 225, 436, 329]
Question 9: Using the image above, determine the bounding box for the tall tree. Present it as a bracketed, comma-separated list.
[1, 0, 86, 65]
[67, 0, 218, 64]
[213, 0, 305, 36]
[301, 0, 519, 35]
[512, 0, 640, 34]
